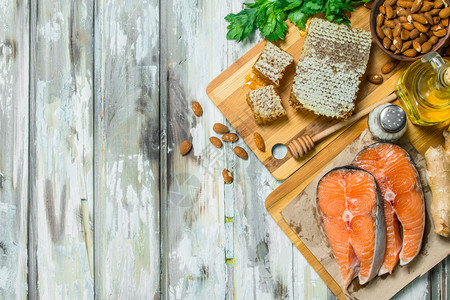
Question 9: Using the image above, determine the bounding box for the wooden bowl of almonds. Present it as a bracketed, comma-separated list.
[370, 0, 450, 61]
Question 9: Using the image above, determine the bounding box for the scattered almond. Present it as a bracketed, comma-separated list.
[222, 133, 238, 142]
[209, 136, 223, 148]
[367, 74, 383, 84]
[364, 1, 374, 9]
[192, 101, 203, 117]
[381, 61, 399, 74]
[234, 146, 248, 160]
[180, 140, 192, 156]
[222, 169, 233, 184]
[254, 132, 266, 152]
[213, 123, 229, 134]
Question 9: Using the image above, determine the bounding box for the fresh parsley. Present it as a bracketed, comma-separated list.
[225, 0, 369, 42]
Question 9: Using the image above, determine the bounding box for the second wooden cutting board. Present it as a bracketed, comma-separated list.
[206, 6, 407, 180]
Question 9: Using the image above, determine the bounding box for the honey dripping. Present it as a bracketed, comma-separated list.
[242, 71, 266, 92]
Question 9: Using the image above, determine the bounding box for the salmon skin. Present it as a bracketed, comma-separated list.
[317, 166, 385, 289]
[352, 143, 425, 275]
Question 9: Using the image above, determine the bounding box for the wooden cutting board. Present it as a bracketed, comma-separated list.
[265, 122, 448, 299]
[206, 6, 408, 180]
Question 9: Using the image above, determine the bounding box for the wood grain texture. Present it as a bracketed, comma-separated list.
[29, 0, 95, 298]
[94, 0, 161, 297]
[0, 0, 29, 298]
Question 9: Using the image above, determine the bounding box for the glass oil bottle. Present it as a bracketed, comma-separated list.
[396, 52, 450, 126]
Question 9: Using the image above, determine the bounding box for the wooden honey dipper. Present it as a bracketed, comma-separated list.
[288, 93, 398, 159]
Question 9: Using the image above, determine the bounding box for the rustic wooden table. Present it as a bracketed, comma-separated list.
[0, 0, 448, 299]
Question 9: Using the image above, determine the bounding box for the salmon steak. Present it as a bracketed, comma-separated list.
[352, 143, 425, 275]
[317, 167, 385, 289]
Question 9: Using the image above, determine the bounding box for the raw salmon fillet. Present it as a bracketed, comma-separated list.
[352, 143, 425, 275]
[317, 167, 385, 288]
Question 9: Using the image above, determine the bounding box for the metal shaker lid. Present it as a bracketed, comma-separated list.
[379, 104, 407, 133]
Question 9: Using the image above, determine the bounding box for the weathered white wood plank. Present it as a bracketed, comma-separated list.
[0, 0, 29, 298]
[94, 0, 161, 297]
[165, 0, 298, 298]
[30, 0, 94, 298]
[165, 1, 229, 298]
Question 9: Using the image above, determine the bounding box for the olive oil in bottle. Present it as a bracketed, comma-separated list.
[396, 52, 450, 126]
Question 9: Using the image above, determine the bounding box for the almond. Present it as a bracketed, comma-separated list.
[222, 133, 238, 142]
[390, 44, 397, 51]
[410, 28, 420, 38]
[439, 8, 450, 19]
[429, 8, 440, 16]
[393, 36, 403, 50]
[403, 48, 418, 56]
[434, 0, 444, 9]
[434, 29, 447, 37]
[396, 7, 407, 16]
[192, 101, 203, 117]
[222, 169, 233, 184]
[367, 74, 383, 84]
[421, 41, 432, 53]
[385, 19, 397, 28]
[383, 26, 394, 39]
[380, 5, 386, 14]
[254, 132, 266, 152]
[377, 13, 385, 27]
[383, 37, 392, 49]
[234, 146, 248, 160]
[213, 123, 229, 134]
[381, 61, 399, 74]
[442, 18, 449, 26]
[412, 14, 428, 24]
[385, 0, 397, 6]
[428, 35, 439, 44]
[419, 32, 429, 43]
[413, 21, 428, 32]
[209, 136, 223, 148]
[364, 1, 374, 9]
[180, 140, 192, 156]
[420, 1, 433, 12]
[394, 23, 402, 36]
[411, 0, 423, 13]
[401, 29, 411, 39]
[413, 39, 422, 52]
[431, 24, 444, 31]
[377, 26, 386, 39]
[424, 12, 434, 25]
[433, 16, 441, 24]
[401, 22, 414, 30]
[398, 0, 413, 8]
[401, 40, 413, 52]
[386, 5, 395, 18]
[399, 16, 408, 23]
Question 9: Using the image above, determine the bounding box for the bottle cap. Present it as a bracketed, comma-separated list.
[379, 104, 407, 133]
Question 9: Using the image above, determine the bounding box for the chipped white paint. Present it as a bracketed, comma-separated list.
[0, 0, 29, 298]
[95, 0, 160, 297]
[32, 0, 94, 298]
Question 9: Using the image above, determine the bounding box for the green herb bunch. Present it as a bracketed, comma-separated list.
[225, 0, 369, 42]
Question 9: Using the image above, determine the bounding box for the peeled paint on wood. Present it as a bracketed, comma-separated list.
[425, 130, 450, 237]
